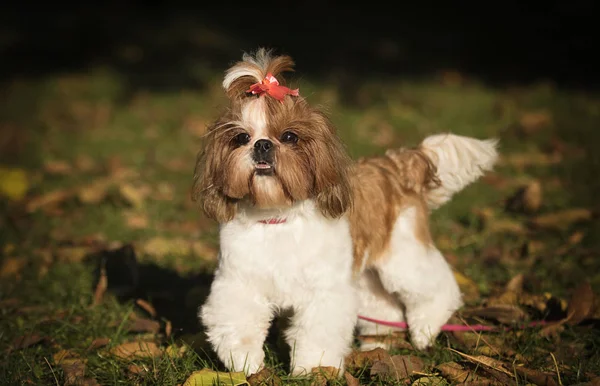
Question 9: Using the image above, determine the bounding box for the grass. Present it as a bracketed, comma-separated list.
[1, 62, 600, 385]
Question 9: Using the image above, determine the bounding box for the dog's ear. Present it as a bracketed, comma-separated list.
[191, 133, 237, 223]
[311, 113, 353, 218]
[222, 48, 296, 101]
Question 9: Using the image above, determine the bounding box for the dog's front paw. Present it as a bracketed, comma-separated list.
[409, 326, 436, 350]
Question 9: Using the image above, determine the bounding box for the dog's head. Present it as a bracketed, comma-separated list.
[192, 48, 352, 223]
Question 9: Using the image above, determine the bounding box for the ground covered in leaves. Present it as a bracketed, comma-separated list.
[1, 58, 600, 385]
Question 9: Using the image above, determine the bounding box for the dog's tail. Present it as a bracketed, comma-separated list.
[417, 133, 498, 210]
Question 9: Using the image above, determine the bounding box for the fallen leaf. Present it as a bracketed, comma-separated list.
[505, 180, 543, 214]
[110, 341, 163, 359]
[124, 212, 149, 229]
[25, 188, 73, 213]
[345, 347, 391, 368]
[135, 299, 157, 317]
[411, 376, 446, 385]
[127, 317, 160, 334]
[0, 166, 29, 201]
[514, 365, 558, 386]
[88, 338, 111, 350]
[55, 247, 90, 263]
[462, 304, 528, 324]
[92, 268, 107, 306]
[487, 218, 527, 235]
[501, 152, 562, 168]
[154, 182, 175, 201]
[453, 271, 480, 303]
[74, 154, 96, 172]
[165, 344, 188, 358]
[566, 281, 595, 325]
[0, 298, 20, 309]
[77, 181, 110, 204]
[128, 364, 148, 375]
[529, 209, 593, 230]
[10, 334, 45, 351]
[343, 372, 360, 386]
[183, 368, 248, 386]
[141, 237, 192, 258]
[519, 111, 552, 135]
[311, 366, 339, 386]
[436, 361, 486, 384]
[119, 183, 146, 208]
[371, 355, 424, 382]
[247, 368, 282, 386]
[43, 160, 72, 175]
[0, 257, 26, 278]
[165, 320, 172, 338]
[191, 240, 218, 260]
[449, 349, 514, 379]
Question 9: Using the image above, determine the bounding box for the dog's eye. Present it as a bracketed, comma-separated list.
[233, 132, 251, 146]
[280, 131, 298, 144]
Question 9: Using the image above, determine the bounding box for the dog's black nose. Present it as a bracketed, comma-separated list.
[254, 139, 273, 153]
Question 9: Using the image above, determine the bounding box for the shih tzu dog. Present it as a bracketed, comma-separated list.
[193, 48, 498, 376]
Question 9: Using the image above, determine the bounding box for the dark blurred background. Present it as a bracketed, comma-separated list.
[1, 1, 598, 93]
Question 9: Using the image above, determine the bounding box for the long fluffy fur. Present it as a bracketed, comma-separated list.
[420, 133, 499, 209]
[195, 48, 499, 377]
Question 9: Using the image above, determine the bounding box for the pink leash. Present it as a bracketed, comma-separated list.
[358, 315, 547, 332]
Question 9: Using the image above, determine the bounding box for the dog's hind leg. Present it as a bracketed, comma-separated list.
[373, 206, 463, 350]
[356, 269, 405, 351]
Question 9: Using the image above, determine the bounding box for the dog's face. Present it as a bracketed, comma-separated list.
[192, 51, 351, 223]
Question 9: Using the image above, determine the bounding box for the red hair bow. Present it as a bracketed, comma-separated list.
[247, 73, 299, 102]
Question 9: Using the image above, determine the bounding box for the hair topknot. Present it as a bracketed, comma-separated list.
[222, 48, 296, 100]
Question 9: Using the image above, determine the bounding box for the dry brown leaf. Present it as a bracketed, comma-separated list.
[411, 376, 447, 385]
[135, 299, 157, 317]
[165, 320, 172, 338]
[310, 366, 339, 386]
[247, 368, 282, 386]
[566, 281, 595, 325]
[371, 355, 424, 382]
[0, 257, 26, 278]
[539, 321, 566, 339]
[453, 271, 480, 303]
[25, 188, 73, 213]
[0, 298, 20, 309]
[141, 237, 192, 258]
[343, 372, 360, 386]
[487, 218, 527, 235]
[127, 317, 160, 334]
[191, 240, 218, 260]
[345, 347, 391, 368]
[529, 209, 593, 230]
[55, 247, 90, 263]
[43, 160, 73, 175]
[505, 180, 543, 214]
[449, 349, 514, 378]
[92, 268, 107, 306]
[74, 154, 96, 172]
[110, 341, 163, 359]
[463, 304, 528, 324]
[436, 362, 487, 384]
[10, 334, 45, 351]
[88, 338, 111, 350]
[77, 181, 109, 204]
[127, 364, 148, 375]
[514, 365, 558, 386]
[501, 152, 562, 168]
[118, 183, 146, 208]
[124, 212, 149, 229]
[519, 111, 552, 134]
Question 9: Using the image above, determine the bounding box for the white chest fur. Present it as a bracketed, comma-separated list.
[217, 201, 354, 308]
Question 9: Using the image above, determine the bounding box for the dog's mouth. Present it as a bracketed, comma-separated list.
[254, 161, 274, 175]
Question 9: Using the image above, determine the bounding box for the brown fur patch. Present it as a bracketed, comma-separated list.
[349, 148, 439, 273]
